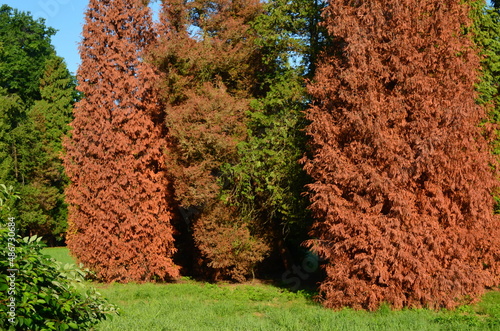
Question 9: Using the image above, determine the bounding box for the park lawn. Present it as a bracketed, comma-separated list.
[43, 246, 78, 266]
[43, 247, 500, 331]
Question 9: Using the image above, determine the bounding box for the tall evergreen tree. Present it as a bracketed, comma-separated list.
[0, 5, 55, 190]
[304, 0, 500, 310]
[0, 6, 74, 243]
[16, 55, 76, 244]
[64, 0, 179, 282]
[223, 0, 328, 271]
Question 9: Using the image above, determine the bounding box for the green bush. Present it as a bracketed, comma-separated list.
[0, 229, 118, 330]
[0, 184, 118, 330]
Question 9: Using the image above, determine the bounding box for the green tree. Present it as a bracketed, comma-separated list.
[0, 6, 76, 244]
[0, 5, 55, 105]
[0, 88, 24, 188]
[15, 55, 76, 244]
[222, 0, 328, 271]
[470, 0, 500, 214]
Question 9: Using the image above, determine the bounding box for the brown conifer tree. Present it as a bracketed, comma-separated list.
[63, 0, 179, 282]
[304, 0, 500, 310]
[151, 0, 269, 281]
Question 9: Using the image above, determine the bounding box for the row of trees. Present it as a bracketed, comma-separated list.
[4, 0, 500, 310]
[64, 0, 500, 310]
[64, 0, 328, 283]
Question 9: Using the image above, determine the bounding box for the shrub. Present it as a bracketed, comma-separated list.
[0, 184, 117, 330]
[0, 230, 118, 330]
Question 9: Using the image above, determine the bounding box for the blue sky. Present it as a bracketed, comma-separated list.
[1, 0, 161, 75]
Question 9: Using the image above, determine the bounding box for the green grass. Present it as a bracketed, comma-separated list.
[42, 246, 78, 266]
[43, 247, 500, 331]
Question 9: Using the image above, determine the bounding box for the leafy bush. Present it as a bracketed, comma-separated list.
[193, 204, 269, 282]
[0, 230, 118, 330]
[0, 184, 118, 330]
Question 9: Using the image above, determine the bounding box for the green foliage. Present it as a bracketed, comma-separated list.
[0, 88, 25, 188]
[250, 0, 327, 79]
[0, 183, 19, 219]
[470, 1, 500, 212]
[223, 72, 311, 250]
[14, 55, 76, 243]
[221, 0, 327, 267]
[471, 1, 500, 124]
[0, 232, 118, 330]
[0, 6, 76, 244]
[3, 55, 75, 244]
[0, 5, 55, 105]
[475, 9, 500, 112]
[0, 185, 117, 330]
[31, 55, 77, 154]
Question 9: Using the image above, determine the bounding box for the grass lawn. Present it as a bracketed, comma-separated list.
[43, 246, 78, 266]
[43, 247, 500, 331]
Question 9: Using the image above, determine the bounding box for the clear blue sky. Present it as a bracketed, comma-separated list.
[1, 0, 161, 75]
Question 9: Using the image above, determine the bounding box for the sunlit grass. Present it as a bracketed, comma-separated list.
[43, 247, 500, 331]
[42, 246, 77, 266]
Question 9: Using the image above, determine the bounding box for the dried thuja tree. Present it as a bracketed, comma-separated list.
[304, 0, 500, 310]
[63, 0, 179, 282]
[151, 0, 270, 282]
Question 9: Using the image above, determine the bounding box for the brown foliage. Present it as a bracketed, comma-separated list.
[304, 0, 500, 310]
[164, 83, 248, 208]
[193, 203, 269, 282]
[63, 0, 179, 282]
[151, 0, 268, 281]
